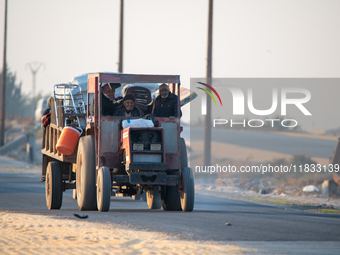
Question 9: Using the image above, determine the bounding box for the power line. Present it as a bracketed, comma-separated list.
[26, 61, 45, 98]
[0, 0, 8, 147]
[118, 0, 124, 73]
[204, 0, 213, 167]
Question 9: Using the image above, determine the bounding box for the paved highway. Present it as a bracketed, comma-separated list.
[1, 172, 340, 254]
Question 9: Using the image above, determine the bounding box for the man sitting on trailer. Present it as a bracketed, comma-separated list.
[41, 97, 53, 127]
[113, 95, 144, 117]
[89, 83, 121, 116]
[151, 83, 182, 118]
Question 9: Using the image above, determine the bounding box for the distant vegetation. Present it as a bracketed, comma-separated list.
[270, 154, 318, 167]
[0, 67, 45, 122]
[267, 154, 329, 187]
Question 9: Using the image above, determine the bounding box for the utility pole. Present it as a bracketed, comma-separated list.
[204, 0, 213, 167]
[118, 0, 124, 73]
[26, 61, 45, 99]
[0, 0, 8, 147]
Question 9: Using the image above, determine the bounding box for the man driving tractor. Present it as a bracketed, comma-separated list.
[113, 94, 144, 117]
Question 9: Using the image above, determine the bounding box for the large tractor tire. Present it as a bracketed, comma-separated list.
[76, 136, 97, 211]
[162, 138, 188, 211]
[97, 167, 111, 212]
[46, 162, 63, 210]
[162, 186, 181, 211]
[146, 190, 162, 209]
[180, 167, 195, 212]
[180, 138, 188, 168]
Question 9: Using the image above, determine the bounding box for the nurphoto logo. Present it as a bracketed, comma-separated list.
[196, 81, 312, 129]
[196, 82, 223, 115]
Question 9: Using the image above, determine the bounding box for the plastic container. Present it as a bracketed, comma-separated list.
[56, 126, 82, 155]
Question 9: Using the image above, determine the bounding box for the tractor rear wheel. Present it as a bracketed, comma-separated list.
[162, 185, 181, 211]
[180, 138, 188, 168]
[76, 136, 97, 210]
[162, 138, 188, 211]
[180, 167, 195, 212]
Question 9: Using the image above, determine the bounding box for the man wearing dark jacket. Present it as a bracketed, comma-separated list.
[41, 96, 53, 127]
[90, 83, 121, 116]
[113, 95, 144, 117]
[152, 83, 182, 118]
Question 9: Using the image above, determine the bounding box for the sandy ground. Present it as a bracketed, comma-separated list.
[0, 155, 255, 254]
[0, 212, 254, 255]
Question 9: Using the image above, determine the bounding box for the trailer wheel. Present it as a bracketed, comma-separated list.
[72, 189, 77, 200]
[97, 167, 111, 212]
[46, 162, 63, 210]
[180, 167, 195, 212]
[146, 190, 162, 209]
[76, 136, 97, 211]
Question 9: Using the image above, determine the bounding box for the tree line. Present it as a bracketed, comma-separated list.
[0, 68, 47, 121]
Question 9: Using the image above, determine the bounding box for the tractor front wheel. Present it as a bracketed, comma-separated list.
[97, 167, 111, 212]
[147, 190, 162, 209]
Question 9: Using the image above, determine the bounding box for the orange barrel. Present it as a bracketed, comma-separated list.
[56, 126, 82, 155]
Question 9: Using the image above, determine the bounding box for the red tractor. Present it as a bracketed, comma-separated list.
[41, 73, 194, 212]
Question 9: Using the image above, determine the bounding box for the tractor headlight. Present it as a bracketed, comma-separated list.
[133, 143, 144, 151]
[150, 144, 161, 151]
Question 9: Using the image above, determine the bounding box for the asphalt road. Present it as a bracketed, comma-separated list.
[187, 127, 336, 158]
[1, 172, 340, 254]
